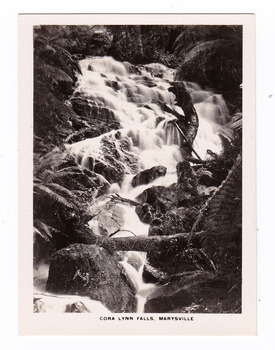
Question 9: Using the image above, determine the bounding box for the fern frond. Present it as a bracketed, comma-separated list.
[51, 44, 82, 76]
[190, 155, 242, 249]
[39, 167, 82, 183]
[225, 114, 242, 133]
[33, 220, 53, 240]
[34, 226, 49, 241]
[46, 182, 76, 199]
[40, 63, 73, 84]
[56, 167, 83, 176]
[34, 183, 75, 209]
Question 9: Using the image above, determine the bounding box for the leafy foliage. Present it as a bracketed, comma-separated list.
[34, 25, 112, 57]
[174, 25, 242, 113]
[173, 25, 242, 56]
[107, 25, 183, 66]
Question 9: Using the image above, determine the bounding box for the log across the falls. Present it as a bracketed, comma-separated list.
[83, 231, 203, 254]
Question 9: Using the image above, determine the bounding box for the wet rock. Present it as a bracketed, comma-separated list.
[75, 133, 139, 184]
[105, 80, 119, 91]
[70, 97, 91, 117]
[67, 123, 119, 144]
[135, 203, 155, 224]
[46, 244, 137, 313]
[125, 253, 144, 271]
[136, 182, 199, 214]
[136, 160, 200, 213]
[91, 157, 126, 184]
[144, 271, 214, 313]
[196, 168, 221, 187]
[89, 198, 125, 236]
[132, 165, 167, 187]
[176, 160, 197, 186]
[142, 262, 170, 284]
[123, 61, 142, 74]
[33, 293, 112, 313]
[65, 301, 90, 313]
[70, 97, 116, 125]
[144, 286, 193, 313]
[149, 207, 200, 237]
[47, 152, 110, 198]
[132, 75, 157, 87]
[136, 186, 177, 213]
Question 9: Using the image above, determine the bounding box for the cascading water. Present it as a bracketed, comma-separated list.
[35, 56, 231, 313]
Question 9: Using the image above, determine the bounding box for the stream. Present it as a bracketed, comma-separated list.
[34, 56, 230, 313]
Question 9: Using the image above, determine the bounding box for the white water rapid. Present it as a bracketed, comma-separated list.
[35, 56, 231, 313]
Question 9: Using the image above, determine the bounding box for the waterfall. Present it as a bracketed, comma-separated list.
[36, 56, 231, 313]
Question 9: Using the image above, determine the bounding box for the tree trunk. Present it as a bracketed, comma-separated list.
[92, 231, 202, 254]
[135, 25, 144, 58]
[168, 82, 199, 145]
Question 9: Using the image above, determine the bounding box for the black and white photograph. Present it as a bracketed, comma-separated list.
[18, 14, 256, 336]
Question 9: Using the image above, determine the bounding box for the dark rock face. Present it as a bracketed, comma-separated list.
[145, 287, 193, 313]
[148, 207, 200, 237]
[136, 185, 178, 213]
[76, 133, 139, 184]
[136, 160, 202, 275]
[105, 79, 119, 91]
[95, 134, 139, 183]
[132, 165, 167, 187]
[136, 161, 200, 214]
[135, 203, 155, 224]
[144, 271, 214, 313]
[66, 97, 120, 143]
[46, 244, 137, 313]
[196, 168, 221, 187]
[65, 301, 91, 313]
[176, 160, 197, 186]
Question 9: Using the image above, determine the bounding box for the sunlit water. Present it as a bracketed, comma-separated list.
[35, 56, 230, 312]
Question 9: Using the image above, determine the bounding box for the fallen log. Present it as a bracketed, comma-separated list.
[168, 82, 199, 145]
[93, 231, 203, 254]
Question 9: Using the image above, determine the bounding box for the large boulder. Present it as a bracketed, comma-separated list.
[144, 271, 214, 313]
[46, 244, 137, 313]
[148, 207, 200, 237]
[68, 132, 139, 184]
[88, 197, 126, 236]
[136, 161, 200, 214]
[132, 165, 167, 187]
[136, 185, 178, 214]
[135, 203, 155, 224]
